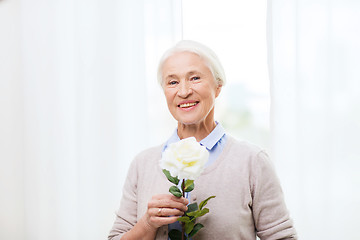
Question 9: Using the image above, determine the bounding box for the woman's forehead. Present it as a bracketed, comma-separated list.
[162, 52, 210, 73]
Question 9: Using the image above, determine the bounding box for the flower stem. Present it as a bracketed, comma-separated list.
[181, 179, 185, 240]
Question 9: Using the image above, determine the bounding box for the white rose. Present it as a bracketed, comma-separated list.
[160, 137, 209, 180]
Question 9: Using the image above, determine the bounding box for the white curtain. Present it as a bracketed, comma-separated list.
[0, 0, 181, 239]
[268, 1, 360, 239]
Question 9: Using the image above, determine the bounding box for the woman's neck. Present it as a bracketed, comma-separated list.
[177, 120, 216, 142]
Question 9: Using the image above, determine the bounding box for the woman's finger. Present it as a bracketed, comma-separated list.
[150, 207, 184, 217]
[148, 195, 188, 212]
[148, 215, 179, 227]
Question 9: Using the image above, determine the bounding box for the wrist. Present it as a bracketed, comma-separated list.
[121, 215, 158, 240]
[140, 214, 158, 234]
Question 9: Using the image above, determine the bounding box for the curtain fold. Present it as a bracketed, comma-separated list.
[268, 1, 360, 239]
[0, 0, 182, 239]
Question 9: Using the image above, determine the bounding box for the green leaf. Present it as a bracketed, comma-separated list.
[199, 195, 216, 210]
[188, 223, 204, 237]
[185, 221, 195, 234]
[168, 229, 182, 240]
[186, 210, 199, 217]
[184, 179, 194, 192]
[196, 208, 209, 218]
[186, 202, 198, 214]
[186, 208, 209, 218]
[162, 169, 180, 185]
[169, 186, 182, 197]
[177, 216, 191, 223]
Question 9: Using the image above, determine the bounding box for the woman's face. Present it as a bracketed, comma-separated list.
[162, 51, 221, 126]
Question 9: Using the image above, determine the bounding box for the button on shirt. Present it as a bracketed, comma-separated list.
[162, 122, 227, 239]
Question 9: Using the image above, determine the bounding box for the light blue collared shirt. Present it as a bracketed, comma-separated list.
[162, 122, 227, 239]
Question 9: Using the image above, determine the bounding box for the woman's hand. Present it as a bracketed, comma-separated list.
[144, 194, 189, 230]
[121, 194, 188, 240]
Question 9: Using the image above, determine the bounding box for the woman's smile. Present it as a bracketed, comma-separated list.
[178, 101, 199, 110]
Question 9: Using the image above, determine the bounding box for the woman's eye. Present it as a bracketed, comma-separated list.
[169, 80, 178, 85]
[191, 76, 200, 81]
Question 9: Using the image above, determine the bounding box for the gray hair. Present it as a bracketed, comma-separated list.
[157, 40, 226, 87]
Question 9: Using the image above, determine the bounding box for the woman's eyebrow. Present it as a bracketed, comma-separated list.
[165, 74, 178, 79]
[188, 70, 200, 74]
[165, 71, 202, 80]
[186, 71, 202, 76]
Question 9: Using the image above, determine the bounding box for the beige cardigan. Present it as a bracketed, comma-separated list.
[109, 136, 297, 240]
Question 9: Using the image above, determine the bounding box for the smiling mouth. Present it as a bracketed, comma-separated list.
[178, 102, 199, 108]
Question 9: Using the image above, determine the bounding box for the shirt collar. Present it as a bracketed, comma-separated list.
[162, 122, 225, 151]
[199, 122, 225, 150]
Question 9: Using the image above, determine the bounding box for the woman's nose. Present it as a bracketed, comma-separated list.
[177, 81, 192, 98]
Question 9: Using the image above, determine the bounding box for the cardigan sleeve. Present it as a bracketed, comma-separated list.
[108, 159, 139, 240]
[251, 151, 297, 240]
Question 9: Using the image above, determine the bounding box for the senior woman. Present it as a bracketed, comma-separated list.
[108, 40, 297, 240]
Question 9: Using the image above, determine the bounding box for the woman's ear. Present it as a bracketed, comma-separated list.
[215, 84, 222, 98]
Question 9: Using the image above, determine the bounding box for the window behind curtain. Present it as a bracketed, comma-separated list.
[182, 0, 270, 149]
